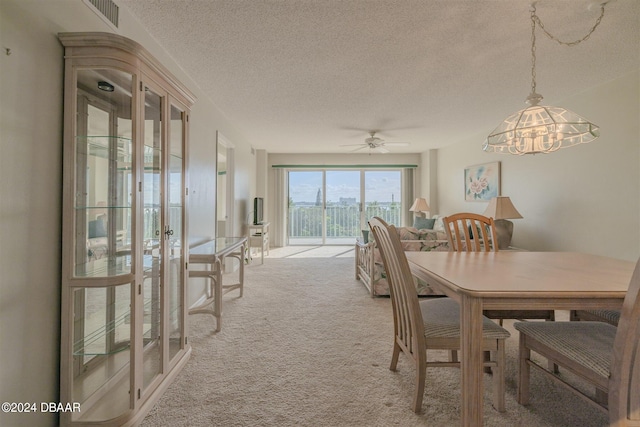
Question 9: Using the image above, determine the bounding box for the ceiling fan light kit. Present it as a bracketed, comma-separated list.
[484, 2, 608, 155]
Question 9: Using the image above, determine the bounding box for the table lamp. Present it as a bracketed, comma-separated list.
[483, 196, 522, 249]
[409, 198, 430, 218]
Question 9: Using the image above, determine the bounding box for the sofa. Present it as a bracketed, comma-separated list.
[355, 216, 450, 297]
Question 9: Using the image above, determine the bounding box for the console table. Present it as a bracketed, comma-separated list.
[188, 237, 247, 331]
[248, 222, 270, 264]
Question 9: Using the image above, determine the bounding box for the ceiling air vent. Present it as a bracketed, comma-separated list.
[83, 0, 119, 30]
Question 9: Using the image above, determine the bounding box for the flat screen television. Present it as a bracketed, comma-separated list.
[253, 197, 264, 225]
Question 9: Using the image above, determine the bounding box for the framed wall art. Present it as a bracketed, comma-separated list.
[464, 161, 500, 201]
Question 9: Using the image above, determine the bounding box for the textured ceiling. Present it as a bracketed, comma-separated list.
[118, 0, 639, 154]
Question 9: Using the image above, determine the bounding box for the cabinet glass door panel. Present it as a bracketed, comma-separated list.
[71, 283, 132, 422]
[74, 68, 133, 277]
[168, 104, 184, 362]
[142, 87, 163, 389]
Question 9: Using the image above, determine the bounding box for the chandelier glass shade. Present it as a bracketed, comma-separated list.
[483, 93, 600, 155]
[484, 4, 606, 155]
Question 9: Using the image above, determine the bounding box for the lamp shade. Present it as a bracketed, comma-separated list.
[483, 196, 523, 220]
[409, 198, 430, 213]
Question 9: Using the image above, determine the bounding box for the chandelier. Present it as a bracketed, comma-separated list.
[483, 3, 608, 155]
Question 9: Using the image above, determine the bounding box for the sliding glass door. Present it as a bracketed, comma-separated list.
[326, 171, 360, 244]
[363, 170, 402, 227]
[288, 171, 323, 245]
[288, 169, 401, 245]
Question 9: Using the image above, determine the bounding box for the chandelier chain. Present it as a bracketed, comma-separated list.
[532, 4, 607, 47]
[529, 3, 607, 97]
[530, 8, 537, 95]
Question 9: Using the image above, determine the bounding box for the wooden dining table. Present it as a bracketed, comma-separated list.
[405, 250, 635, 426]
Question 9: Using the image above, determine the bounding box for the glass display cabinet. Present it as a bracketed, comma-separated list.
[59, 32, 195, 426]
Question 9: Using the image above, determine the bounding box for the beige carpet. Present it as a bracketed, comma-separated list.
[141, 247, 608, 427]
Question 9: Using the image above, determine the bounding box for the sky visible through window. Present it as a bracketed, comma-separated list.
[289, 170, 401, 204]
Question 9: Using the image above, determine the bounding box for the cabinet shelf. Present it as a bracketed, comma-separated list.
[75, 205, 132, 210]
[76, 135, 133, 164]
[74, 254, 132, 278]
[73, 298, 159, 357]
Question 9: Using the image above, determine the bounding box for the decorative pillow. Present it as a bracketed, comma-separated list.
[432, 216, 445, 232]
[88, 219, 107, 238]
[413, 217, 436, 230]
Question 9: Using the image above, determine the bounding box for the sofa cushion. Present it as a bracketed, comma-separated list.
[360, 225, 450, 297]
[413, 217, 436, 230]
[370, 226, 448, 247]
[431, 215, 446, 232]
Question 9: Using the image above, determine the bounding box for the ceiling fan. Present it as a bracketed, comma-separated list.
[340, 131, 410, 153]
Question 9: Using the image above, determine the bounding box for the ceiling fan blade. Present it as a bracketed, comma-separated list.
[350, 146, 369, 152]
[339, 129, 411, 152]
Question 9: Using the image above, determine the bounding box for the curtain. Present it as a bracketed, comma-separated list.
[271, 168, 287, 247]
[403, 168, 415, 227]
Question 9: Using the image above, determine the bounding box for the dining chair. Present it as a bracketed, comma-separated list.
[514, 257, 640, 426]
[443, 213, 555, 324]
[368, 217, 511, 413]
[570, 309, 620, 326]
[443, 212, 498, 253]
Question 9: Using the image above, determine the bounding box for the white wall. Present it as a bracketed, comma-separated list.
[0, 2, 255, 426]
[435, 71, 640, 261]
[0, 5, 66, 427]
[419, 150, 438, 214]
